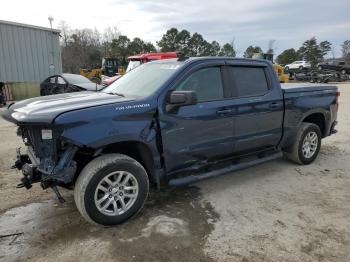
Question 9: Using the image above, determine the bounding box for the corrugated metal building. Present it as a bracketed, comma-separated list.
[0, 20, 62, 99]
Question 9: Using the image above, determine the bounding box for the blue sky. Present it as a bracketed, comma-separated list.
[2, 0, 350, 57]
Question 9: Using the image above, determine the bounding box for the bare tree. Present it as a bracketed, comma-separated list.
[103, 26, 121, 57]
[57, 20, 71, 46]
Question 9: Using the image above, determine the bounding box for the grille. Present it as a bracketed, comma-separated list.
[21, 126, 59, 161]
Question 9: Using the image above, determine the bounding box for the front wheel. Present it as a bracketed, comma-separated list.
[284, 123, 321, 165]
[74, 154, 149, 226]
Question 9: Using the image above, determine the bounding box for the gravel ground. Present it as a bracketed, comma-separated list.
[0, 83, 349, 262]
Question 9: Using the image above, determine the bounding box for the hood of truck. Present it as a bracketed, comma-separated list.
[2, 91, 135, 124]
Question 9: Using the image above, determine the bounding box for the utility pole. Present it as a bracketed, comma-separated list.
[48, 16, 55, 73]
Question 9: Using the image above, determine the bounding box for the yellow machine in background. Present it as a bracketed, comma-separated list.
[118, 67, 126, 75]
[273, 64, 289, 83]
[80, 57, 120, 84]
[79, 68, 102, 84]
[252, 53, 289, 83]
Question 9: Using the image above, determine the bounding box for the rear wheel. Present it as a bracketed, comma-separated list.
[341, 69, 347, 75]
[299, 66, 304, 70]
[284, 123, 321, 165]
[74, 154, 149, 226]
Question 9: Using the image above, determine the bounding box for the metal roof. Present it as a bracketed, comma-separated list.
[0, 20, 60, 33]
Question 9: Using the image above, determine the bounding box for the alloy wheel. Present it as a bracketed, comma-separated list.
[94, 171, 139, 216]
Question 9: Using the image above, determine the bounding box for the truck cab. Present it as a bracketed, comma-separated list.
[101, 58, 119, 77]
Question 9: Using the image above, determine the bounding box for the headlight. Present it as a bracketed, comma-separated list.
[11, 111, 26, 120]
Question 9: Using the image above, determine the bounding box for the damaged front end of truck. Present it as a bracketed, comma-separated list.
[13, 125, 78, 202]
[1, 89, 162, 206]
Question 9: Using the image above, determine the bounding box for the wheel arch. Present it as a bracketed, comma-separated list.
[100, 140, 158, 186]
[302, 112, 326, 137]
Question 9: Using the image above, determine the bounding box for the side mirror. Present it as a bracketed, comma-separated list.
[167, 91, 197, 106]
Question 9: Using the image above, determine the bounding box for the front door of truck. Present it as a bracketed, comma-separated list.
[224, 65, 284, 154]
[158, 65, 235, 173]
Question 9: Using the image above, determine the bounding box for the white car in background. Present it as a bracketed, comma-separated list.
[284, 61, 311, 71]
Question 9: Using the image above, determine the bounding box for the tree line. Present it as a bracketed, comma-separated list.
[58, 22, 156, 73]
[58, 22, 350, 73]
[276, 38, 332, 66]
[157, 28, 235, 57]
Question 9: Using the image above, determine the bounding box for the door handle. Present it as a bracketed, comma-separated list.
[269, 102, 282, 108]
[216, 109, 232, 114]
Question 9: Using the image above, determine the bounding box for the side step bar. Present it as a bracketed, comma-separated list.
[168, 151, 283, 187]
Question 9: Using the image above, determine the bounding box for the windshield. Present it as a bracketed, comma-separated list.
[126, 60, 141, 72]
[103, 58, 118, 68]
[103, 62, 182, 97]
[63, 74, 91, 84]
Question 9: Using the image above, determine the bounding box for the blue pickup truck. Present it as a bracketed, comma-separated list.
[2, 57, 339, 225]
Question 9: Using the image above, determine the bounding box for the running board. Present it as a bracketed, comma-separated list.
[168, 151, 283, 187]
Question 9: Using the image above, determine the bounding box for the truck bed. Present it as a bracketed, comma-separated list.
[281, 83, 337, 93]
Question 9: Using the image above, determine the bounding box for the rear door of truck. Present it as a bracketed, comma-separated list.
[224, 62, 284, 153]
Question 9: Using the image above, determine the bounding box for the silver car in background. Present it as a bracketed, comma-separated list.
[284, 61, 311, 71]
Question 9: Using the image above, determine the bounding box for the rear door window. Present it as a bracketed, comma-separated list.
[226, 67, 269, 97]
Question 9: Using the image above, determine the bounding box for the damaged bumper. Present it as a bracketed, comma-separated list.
[13, 146, 78, 190]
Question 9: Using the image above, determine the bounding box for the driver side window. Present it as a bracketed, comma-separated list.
[175, 67, 224, 102]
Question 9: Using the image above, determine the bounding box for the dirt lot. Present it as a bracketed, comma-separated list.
[1, 84, 350, 262]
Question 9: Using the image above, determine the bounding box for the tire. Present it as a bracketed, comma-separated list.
[299, 66, 304, 70]
[284, 123, 321, 165]
[318, 66, 323, 71]
[74, 153, 149, 226]
[341, 69, 347, 75]
[285, 66, 289, 71]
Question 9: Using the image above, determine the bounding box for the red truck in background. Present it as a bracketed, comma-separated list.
[102, 52, 178, 87]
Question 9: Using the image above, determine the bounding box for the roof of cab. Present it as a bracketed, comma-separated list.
[152, 56, 270, 65]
